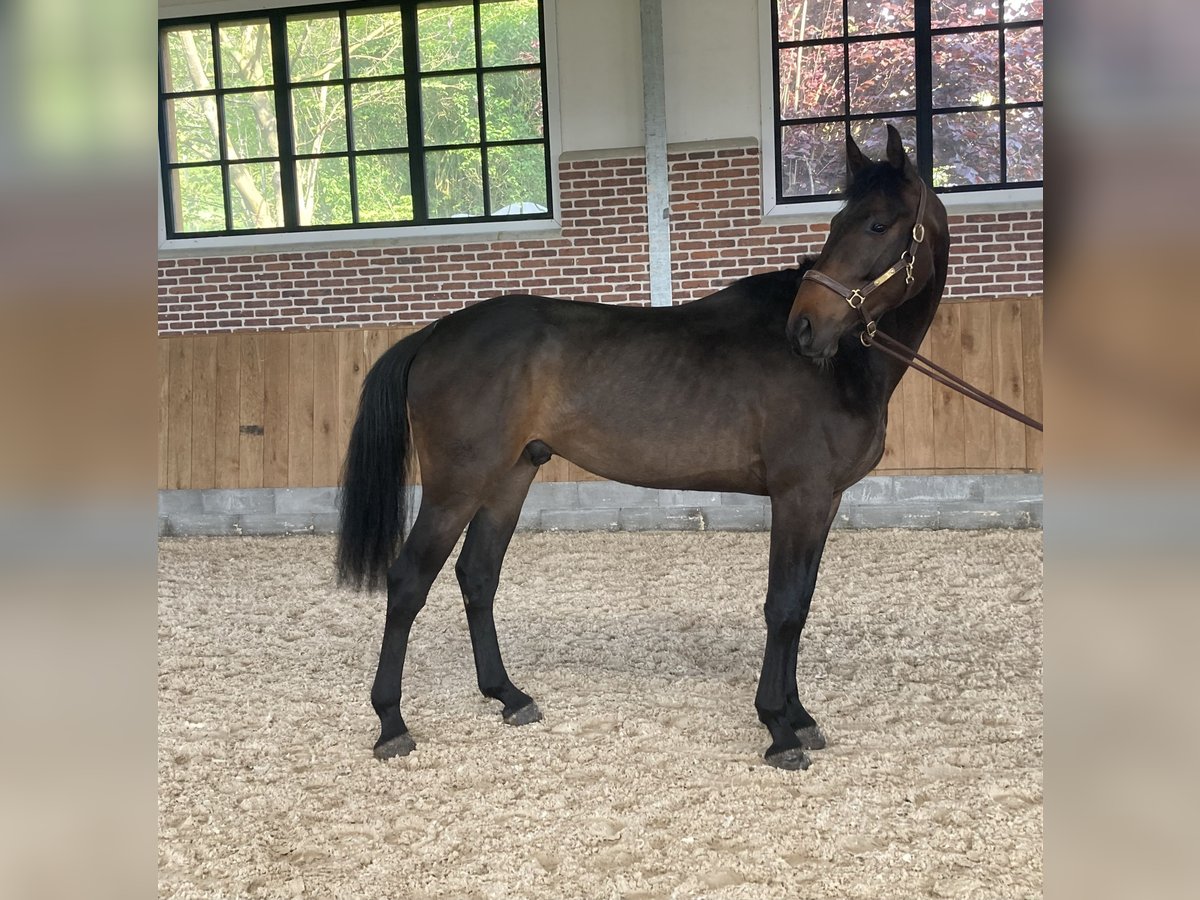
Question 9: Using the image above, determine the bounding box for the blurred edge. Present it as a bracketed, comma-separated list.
[1051, 2, 1200, 900]
[0, 2, 156, 899]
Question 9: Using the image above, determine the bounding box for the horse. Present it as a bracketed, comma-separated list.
[337, 125, 950, 770]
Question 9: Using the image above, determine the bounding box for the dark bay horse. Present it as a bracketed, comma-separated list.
[338, 126, 950, 770]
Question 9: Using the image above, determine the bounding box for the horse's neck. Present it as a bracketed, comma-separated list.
[874, 260, 949, 403]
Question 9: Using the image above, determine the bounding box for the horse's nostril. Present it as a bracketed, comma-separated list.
[793, 315, 813, 348]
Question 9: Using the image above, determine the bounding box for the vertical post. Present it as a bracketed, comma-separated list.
[641, 0, 672, 306]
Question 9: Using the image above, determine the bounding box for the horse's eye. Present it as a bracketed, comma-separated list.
[870, 222, 888, 234]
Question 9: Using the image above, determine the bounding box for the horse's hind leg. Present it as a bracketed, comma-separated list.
[456, 457, 542, 725]
[372, 498, 476, 760]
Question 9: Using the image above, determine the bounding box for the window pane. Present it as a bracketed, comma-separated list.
[780, 122, 845, 197]
[933, 111, 1000, 186]
[932, 30, 999, 108]
[849, 116, 918, 164]
[219, 21, 273, 89]
[229, 162, 283, 228]
[296, 157, 352, 226]
[847, 1, 914, 36]
[1004, 0, 1042, 22]
[291, 86, 348, 155]
[483, 69, 543, 140]
[348, 9, 405, 77]
[426, 148, 483, 217]
[287, 13, 343, 83]
[1005, 26, 1042, 103]
[488, 144, 547, 212]
[171, 166, 225, 233]
[222, 92, 278, 160]
[418, 2, 477, 72]
[778, 45, 845, 119]
[356, 153, 414, 222]
[163, 27, 214, 92]
[166, 97, 220, 163]
[480, 0, 541, 66]
[352, 82, 408, 150]
[931, 1, 999, 29]
[850, 39, 915, 113]
[777, 0, 842, 41]
[1006, 107, 1042, 181]
[422, 75, 480, 145]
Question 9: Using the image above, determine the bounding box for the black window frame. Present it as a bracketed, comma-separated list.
[158, 0, 554, 239]
[770, 0, 1044, 204]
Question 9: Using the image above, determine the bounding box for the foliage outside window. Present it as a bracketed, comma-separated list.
[773, 0, 1043, 201]
[159, 0, 550, 236]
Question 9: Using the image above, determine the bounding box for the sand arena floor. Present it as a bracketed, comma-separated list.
[158, 529, 1042, 899]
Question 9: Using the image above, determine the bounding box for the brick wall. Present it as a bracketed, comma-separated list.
[157, 144, 1043, 334]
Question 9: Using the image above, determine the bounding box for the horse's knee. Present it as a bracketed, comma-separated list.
[385, 563, 428, 620]
[763, 595, 809, 634]
[455, 559, 498, 608]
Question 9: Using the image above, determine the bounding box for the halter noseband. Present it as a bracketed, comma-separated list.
[800, 180, 929, 347]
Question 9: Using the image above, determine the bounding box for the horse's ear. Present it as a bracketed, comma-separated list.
[885, 124, 911, 171]
[846, 132, 870, 178]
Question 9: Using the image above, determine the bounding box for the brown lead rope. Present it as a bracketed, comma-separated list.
[869, 329, 1044, 432]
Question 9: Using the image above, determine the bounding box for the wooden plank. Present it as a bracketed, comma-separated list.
[239, 334, 265, 488]
[190, 336, 217, 490]
[1021, 297, 1043, 472]
[312, 331, 340, 487]
[992, 299, 1027, 470]
[158, 340, 170, 490]
[930, 303, 966, 470]
[262, 332, 291, 488]
[364, 326, 391, 369]
[287, 332, 315, 488]
[336, 328, 367, 456]
[900, 332, 936, 469]
[166, 338, 193, 490]
[214, 334, 242, 489]
[959, 300, 997, 470]
[876, 378, 906, 471]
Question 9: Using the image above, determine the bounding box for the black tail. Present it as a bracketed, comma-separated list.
[336, 326, 435, 591]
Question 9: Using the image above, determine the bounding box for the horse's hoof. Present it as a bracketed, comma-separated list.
[373, 732, 417, 760]
[503, 701, 543, 726]
[765, 746, 812, 771]
[795, 725, 827, 751]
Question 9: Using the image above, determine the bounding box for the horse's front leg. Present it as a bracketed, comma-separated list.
[756, 489, 837, 770]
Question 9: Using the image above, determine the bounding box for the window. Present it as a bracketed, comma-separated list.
[771, 1, 1043, 202]
[159, 0, 551, 237]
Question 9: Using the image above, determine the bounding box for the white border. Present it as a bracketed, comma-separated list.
[157, 0, 564, 255]
[755, 0, 1042, 223]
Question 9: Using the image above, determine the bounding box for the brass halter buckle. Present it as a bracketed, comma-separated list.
[860, 320, 877, 347]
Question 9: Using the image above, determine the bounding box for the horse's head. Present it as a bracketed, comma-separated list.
[787, 125, 945, 360]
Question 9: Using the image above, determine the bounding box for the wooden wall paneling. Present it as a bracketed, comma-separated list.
[287, 332, 315, 488]
[262, 332, 291, 488]
[336, 328, 366, 456]
[214, 334, 242, 488]
[992, 300, 1027, 469]
[158, 340, 170, 490]
[190, 336, 217, 490]
[1021, 298, 1044, 470]
[239, 334, 265, 488]
[388, 326, 421, 484]
[930, 304, 966, 469]
[876, 377, 906, 471]
[900, 333, 936, 469]
[960, 300, 997, 469]
[166, 337, 193, 490]
[312, 331, 340, 488]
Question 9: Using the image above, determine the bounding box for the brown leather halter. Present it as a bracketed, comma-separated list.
[799, 180, 1044, 433]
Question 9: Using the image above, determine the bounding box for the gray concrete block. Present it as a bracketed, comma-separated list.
[524, 482, 580, 511]
[658, 490, 724, 508]
[618, 506, 704, 531]
[719, 491, 766, 507]
[936, 508, 1009, 530]
[516, 507, 542, 531]
[201, 489, 276, 515]
[239, 514, 314, 536]
[159, 515, 172, 536]
[702, 505, 767, 531]
[159, 490, 204, 516]
[276, 487, 340, 515]
[166, 513, 238, 536]
[842, 477, 894, 505]
[576, 482, 663, 509]
[1019, 499, 1042, 527]
[982, 474, 1043, 502]
[541, 508, 620, 531]
[843, 504, 940, 529]
[894, 476, 983, 503]
[311, 513, 341, 534]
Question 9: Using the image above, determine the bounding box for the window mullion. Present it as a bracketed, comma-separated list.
[914, 0, 933, 181]
[340, 10, 360, 224]
[401, 2, 428, 223]
[211, 22, 234, 232]
[475, 0, 491, 217]
[270, 12, 300, 229]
